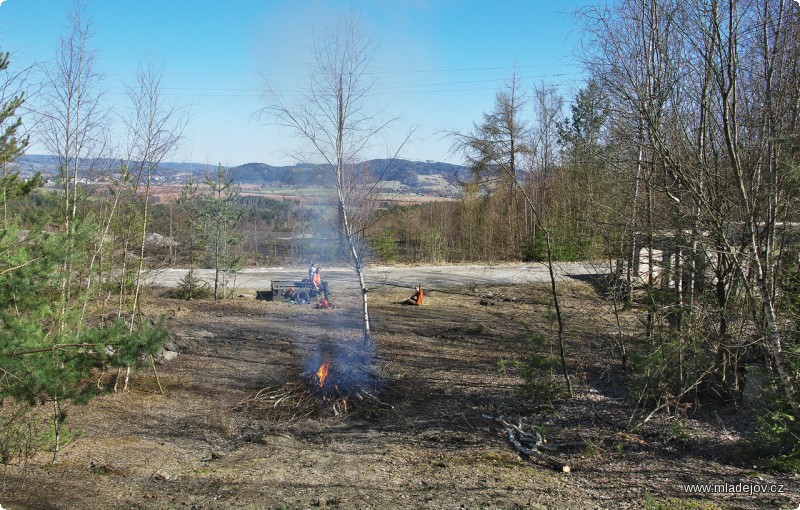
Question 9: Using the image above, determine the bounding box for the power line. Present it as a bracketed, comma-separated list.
[107, 63, 576, 80]
[101, 72, 585, 98]
[372, 64, 575, 75]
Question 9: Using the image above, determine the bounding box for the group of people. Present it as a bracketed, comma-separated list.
[307, 261, 423, 306]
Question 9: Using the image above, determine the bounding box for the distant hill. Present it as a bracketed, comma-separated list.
[228, 162, 328, 186]
[10, 155, 468, 195]
[229, 159, 467, 188]
[11, 154, 218, 179]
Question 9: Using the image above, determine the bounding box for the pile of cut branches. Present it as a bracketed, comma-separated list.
[236, 367, 394, 422]
[234, 382, 318, 422]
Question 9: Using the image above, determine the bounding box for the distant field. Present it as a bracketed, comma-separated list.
[149, 184, 455, 204]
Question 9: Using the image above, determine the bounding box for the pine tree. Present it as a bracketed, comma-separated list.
[0, 51, 166, 467]
[204, 165, 243, 300]
[0, 51, 40, 226]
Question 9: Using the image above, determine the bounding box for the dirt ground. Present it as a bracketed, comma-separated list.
[2, 278, 799, 509]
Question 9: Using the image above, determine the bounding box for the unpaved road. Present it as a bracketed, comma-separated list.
[144, 262, 606, 292]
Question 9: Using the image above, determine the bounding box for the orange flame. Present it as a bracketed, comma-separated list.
[317, 358, 330, 387]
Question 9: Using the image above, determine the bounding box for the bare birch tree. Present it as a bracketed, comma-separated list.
[29, 1, 108, 458]
[36, 1, 108, 335]
[119, 59, 186, 391]
[261, 10, 407, 346]
[124, 58, 187, 327]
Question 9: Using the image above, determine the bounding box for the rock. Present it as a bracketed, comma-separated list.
[162, 350, 178, 362]
[163, 341, 177, 351]
[152, 469, 171, 481]
[562, 465, 571, 474]
[88, 459, 121, 474]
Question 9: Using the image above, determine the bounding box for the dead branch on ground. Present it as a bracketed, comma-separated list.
[483, 414, 581, 472]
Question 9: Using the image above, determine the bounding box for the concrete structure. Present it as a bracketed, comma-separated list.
[631, 223, 800, 288]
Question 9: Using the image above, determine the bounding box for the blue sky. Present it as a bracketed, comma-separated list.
[0, 0, 590, 166]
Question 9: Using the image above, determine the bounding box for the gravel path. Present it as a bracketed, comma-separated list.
[143, 261, 607, 292]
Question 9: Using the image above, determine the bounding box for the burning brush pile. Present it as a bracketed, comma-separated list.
[238, 341, 393, 420]
[307, 351, 392, 414]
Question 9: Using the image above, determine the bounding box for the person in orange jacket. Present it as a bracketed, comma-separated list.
[405, 285, 423, 305]
[312, 267, 322, 290]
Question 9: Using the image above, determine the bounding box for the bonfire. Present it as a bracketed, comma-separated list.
[237, 341, 392, 420]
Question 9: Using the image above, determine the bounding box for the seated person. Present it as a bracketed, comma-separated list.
[405, 285, 423, 305]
